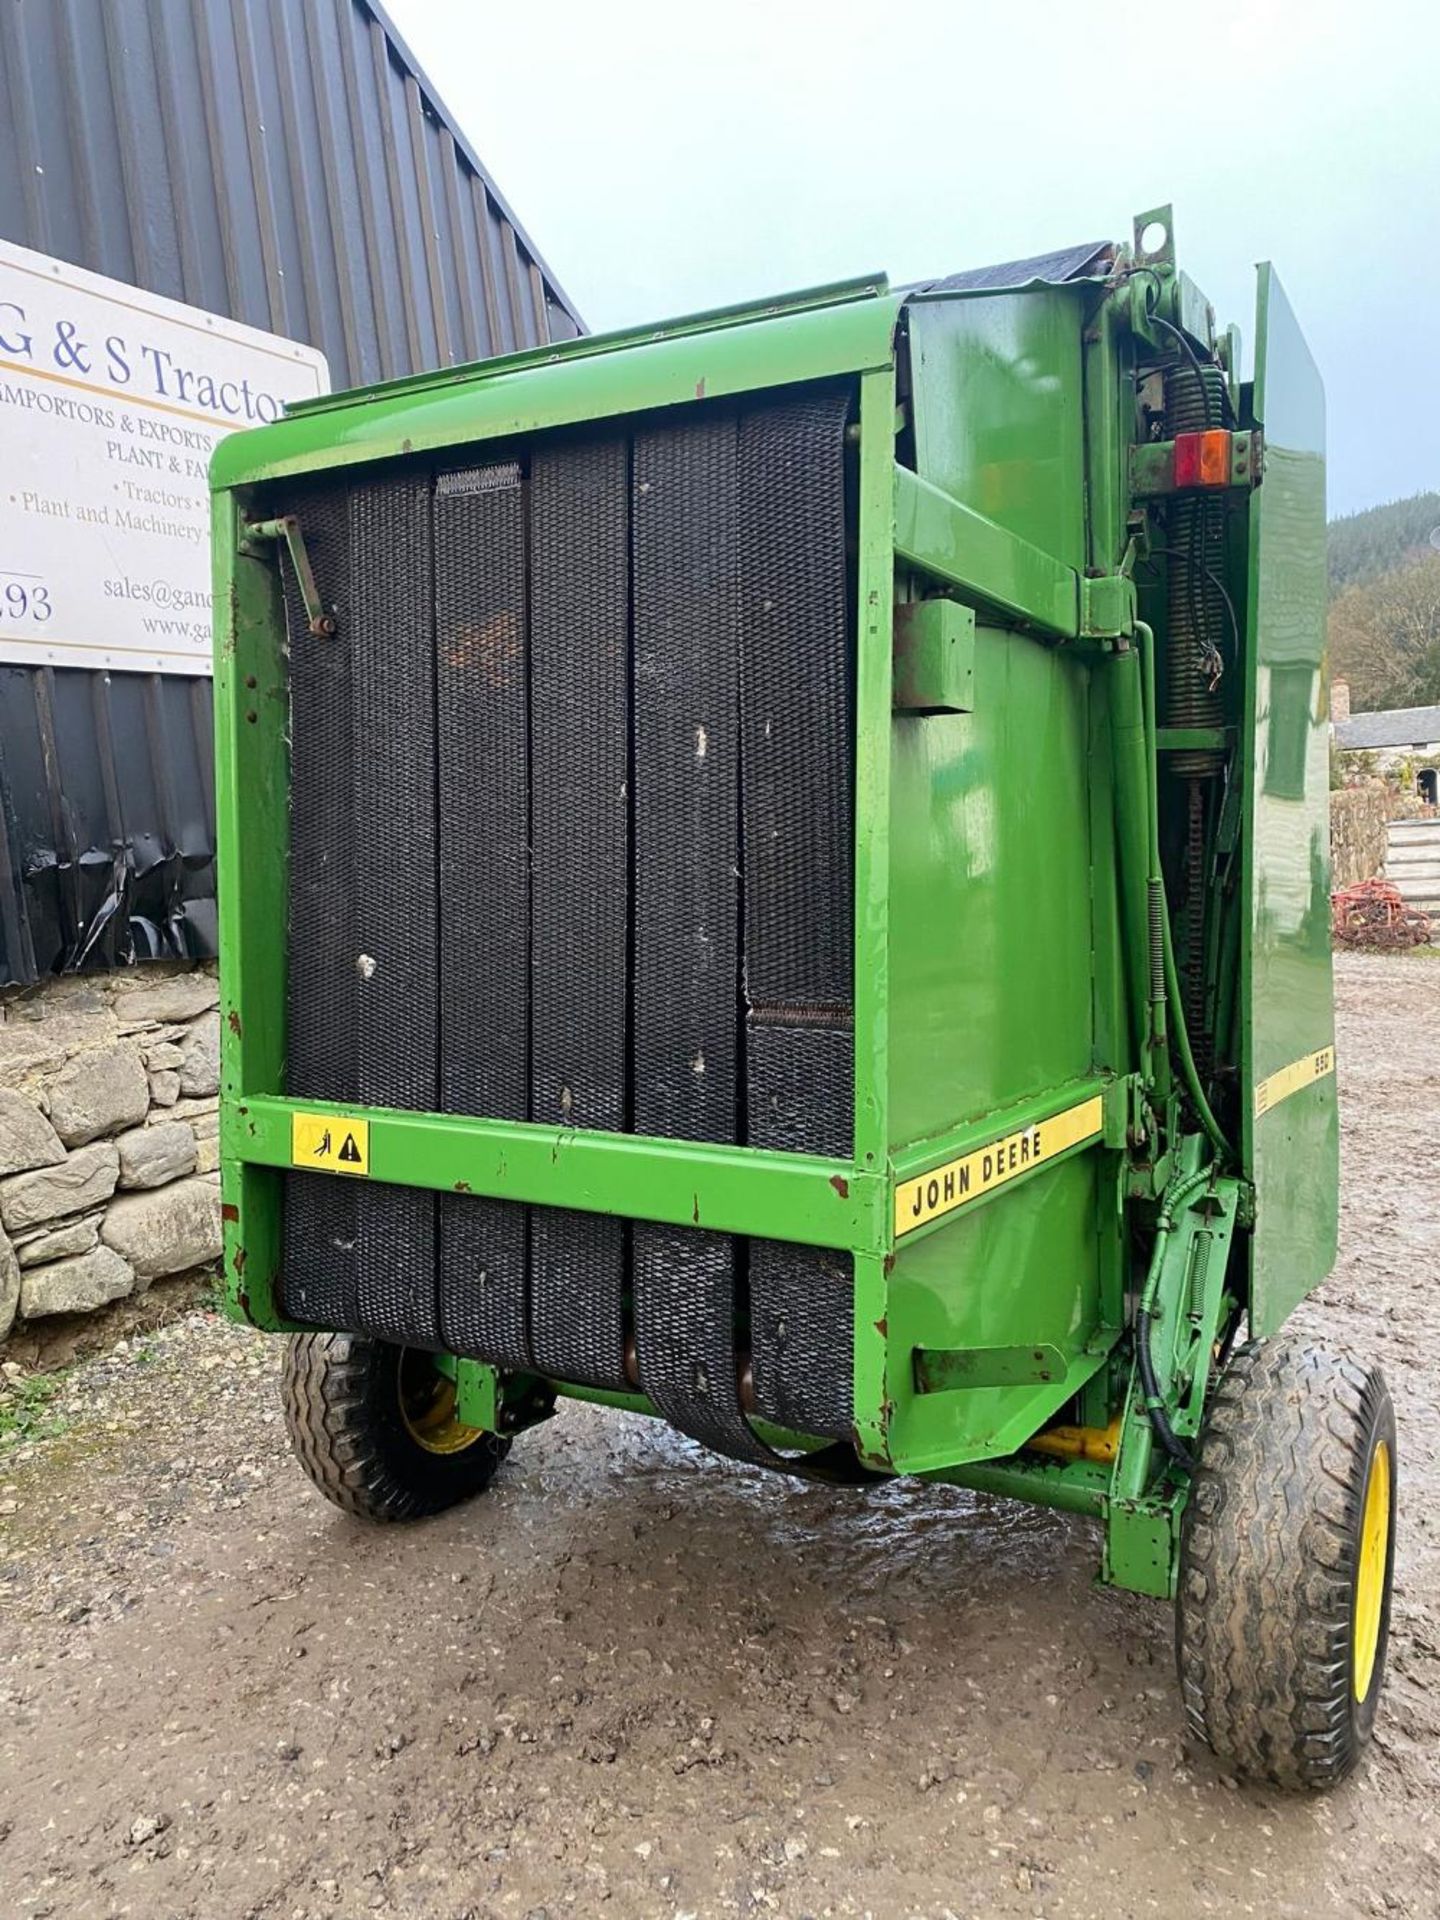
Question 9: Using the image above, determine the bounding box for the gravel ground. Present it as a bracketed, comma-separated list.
[1, 951, 1436, 1920]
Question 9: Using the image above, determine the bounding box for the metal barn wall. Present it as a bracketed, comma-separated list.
[0, 0, 582, 985]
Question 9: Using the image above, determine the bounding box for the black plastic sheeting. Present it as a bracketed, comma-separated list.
[0, 665, 216, 984]
[910, 239, 1113, 297]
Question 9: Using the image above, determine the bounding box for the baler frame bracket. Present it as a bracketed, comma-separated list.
[914, 1342, 1069, 1393]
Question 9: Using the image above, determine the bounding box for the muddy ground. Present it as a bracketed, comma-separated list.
[2, 951, 1437, 1920]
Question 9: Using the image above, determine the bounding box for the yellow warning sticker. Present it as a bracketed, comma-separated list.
[1253, 1046, 1335, 1119]
[291, 1111, 370, 1177]
[894, 1094, 1104, 1238]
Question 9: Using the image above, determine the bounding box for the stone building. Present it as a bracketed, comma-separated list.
[1331, 683, 1440, 799]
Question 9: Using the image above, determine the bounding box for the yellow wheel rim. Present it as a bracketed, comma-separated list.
[397, 1351, 486, 1457]
[1353, 1439, 1391, 1702]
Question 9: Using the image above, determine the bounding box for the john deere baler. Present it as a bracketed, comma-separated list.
[213, 207, 1395, 1789]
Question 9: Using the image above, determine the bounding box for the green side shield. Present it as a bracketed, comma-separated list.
[1241, 264, 1338, 1334]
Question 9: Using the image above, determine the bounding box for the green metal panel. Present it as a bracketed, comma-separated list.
[892, 467, 1080, 638]
[893, 600, 975, 714]
[880, 1155, 1111, 1473]
[886, 624, 1098, 1149]
[210, 288, 905, 490]
[1241, 266, 1338, 1335]
[214, 499, 293, 1331]
[283, 274, 889, 419]
[1104, 1498, 1182, 1601]
[907, 291, 1087, 573]
[875, 576, 1120, 1469]
[850, 369, 901, 1461]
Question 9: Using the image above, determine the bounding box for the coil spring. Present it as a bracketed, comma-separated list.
[1182, 778, 1213, 1078]
[1163, 361, 1229, 779]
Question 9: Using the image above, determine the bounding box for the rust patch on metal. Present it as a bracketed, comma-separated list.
[882, 1252, 896, 1277]
[221, 1203, 240, 1223]
[692, 1193, 701, 1225]
[453, 1181, 473, 1193]
[227, 1009, 243, 1037]
[694, 377, 706, 399]
[232, 1244, 248, 1276]
[874, 1316, 888, 1339]
[829, 1174, 849, 1199]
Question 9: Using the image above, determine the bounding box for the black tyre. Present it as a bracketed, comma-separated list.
[280, 1331, 510, 1522]
[1176, 1340, 1396, 1790]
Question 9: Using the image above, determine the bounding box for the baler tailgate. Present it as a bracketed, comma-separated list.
[276, 386, 859, 1453]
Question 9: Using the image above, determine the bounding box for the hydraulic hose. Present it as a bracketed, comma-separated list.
[1136, 1306, 1195, 1474]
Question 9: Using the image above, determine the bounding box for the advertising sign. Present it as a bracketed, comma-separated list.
[0, 239, 328, 676]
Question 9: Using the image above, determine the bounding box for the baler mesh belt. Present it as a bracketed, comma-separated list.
[350, 475, 441, 1349]
[435, 465, 531, 1371]
[630, 414, 768, 1461]
[738, 392, 855, 1442]
[280, 486, 357, 1333]
[626, 398, 856, 1464]
[283, 475, 444, 1348]
[738, 392, 854, 1012]
[746, 1023, 855, 1441]
[528, 439, 630, 1389]
[278, 387, 858, 1463]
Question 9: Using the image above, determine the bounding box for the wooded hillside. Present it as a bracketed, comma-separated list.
[1328, 492, 1440, 709]
[1329, 492, 1440, 596]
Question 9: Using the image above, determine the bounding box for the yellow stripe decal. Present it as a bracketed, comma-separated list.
[894, 1095, 1104, 1238]
[1253, 1045, 1335, 1119]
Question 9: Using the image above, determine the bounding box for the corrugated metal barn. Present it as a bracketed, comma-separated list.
[0, 0, 581, 984]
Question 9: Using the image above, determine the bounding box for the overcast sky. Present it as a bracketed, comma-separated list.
[393, 0, 1438, 520]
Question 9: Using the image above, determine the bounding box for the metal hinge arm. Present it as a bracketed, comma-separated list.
[244, 514, 336, 637]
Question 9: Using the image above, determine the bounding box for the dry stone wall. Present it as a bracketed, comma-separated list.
[0, 962, 222, 1342]
[1330, 784, 1392, 891]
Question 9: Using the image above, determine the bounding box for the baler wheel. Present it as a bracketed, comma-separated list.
[280, 1332, 510, 1522]
[1175, 1340, 1396, 1790]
